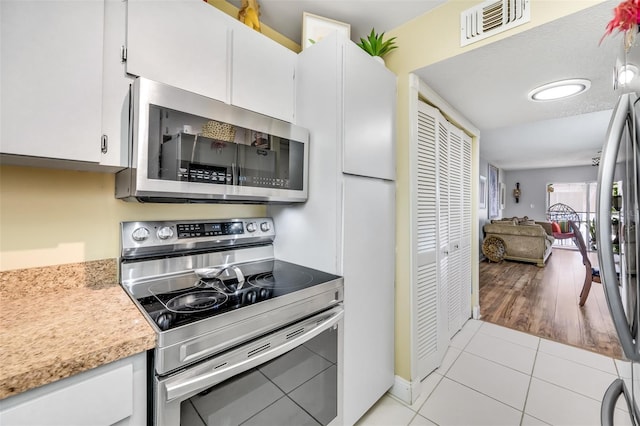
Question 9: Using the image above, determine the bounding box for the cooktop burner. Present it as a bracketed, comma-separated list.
[165, 290, 228, 313]
[246, 269, 314, 289]
[136, 259, 339, 331]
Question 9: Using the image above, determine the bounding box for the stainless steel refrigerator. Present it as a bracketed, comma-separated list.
[599, 89, 640, 424]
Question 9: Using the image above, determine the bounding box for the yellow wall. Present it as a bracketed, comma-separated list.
[386, 0, 606, 382]
[0, 0, 297, 273]
[0, 166, 264, 271]
[205, 0, 301, 52]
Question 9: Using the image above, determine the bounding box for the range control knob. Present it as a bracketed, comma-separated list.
[260, 221, 271, 232]
[246, 222, 257, 233]
[157, 226, 174, 240]
[132, 227, 150, 242]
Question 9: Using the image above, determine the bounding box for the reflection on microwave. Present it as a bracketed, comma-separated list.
[154, 106, 302, 191]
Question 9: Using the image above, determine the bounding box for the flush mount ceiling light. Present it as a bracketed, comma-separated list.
[617, 64, 638, 85]
[528, 79, 591, 102]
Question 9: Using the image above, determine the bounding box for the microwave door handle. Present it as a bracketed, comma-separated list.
[597, 94, 639, 360]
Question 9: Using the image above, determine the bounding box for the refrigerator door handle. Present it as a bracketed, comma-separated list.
[597, 93, 639, 361]
[601, 379, 637, 426]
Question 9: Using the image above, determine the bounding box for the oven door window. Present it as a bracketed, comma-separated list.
[180, 326, 338, 426]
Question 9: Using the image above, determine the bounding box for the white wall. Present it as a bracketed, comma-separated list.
[501, 165, 598, 221]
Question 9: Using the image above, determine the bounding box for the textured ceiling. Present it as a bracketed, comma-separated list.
[414, 0, 628, 170]
[231, 0, 629, 171]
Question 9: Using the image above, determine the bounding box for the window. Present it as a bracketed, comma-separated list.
[547, 182, 597, 249]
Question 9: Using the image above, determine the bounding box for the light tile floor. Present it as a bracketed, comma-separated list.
[356, 319, 633, 426]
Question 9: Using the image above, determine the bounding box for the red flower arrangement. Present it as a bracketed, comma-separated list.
[601, 0, 640, 45]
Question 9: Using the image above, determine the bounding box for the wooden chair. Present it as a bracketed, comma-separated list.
[569, 220, 601, 306]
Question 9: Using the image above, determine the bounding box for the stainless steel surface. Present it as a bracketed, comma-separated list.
[154, 306, 344, 426]
[597, 93, 640, 362]
[120, 217, 275, 259]
[155, 279, 342, 374]
[195, 265, 245, 290]
[161, 306, 342, 402]
[115, 77, 310, 203]
[120, 217, 344, 425]
[601, 379, 634, 426]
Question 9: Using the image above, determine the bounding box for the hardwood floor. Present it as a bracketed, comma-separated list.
[479, 247, 624, 359]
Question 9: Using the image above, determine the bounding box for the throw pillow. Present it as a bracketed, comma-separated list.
[551, 221, 561, 233]
[559, 220, 570, 233]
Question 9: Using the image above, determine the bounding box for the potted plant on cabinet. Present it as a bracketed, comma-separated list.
[356, 29, 397, 64]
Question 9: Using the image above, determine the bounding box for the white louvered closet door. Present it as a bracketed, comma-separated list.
[447, 126, 464, 337]
[460, 133, 473, 326]
[414, 100, 473, 381]
[415, 101, 448, 380]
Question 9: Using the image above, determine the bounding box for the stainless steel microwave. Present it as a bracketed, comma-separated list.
[116, 77, 309, 203]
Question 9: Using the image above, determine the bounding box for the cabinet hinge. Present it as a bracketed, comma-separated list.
[101, 134, 108, 154]
[121, 45, 127, 63]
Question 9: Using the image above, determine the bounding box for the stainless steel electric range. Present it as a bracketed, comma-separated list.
[120, 218, 344, 426]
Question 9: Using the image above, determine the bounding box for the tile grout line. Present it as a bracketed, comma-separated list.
[519, 334, 541, 425]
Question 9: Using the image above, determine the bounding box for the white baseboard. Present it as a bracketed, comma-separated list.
[472, 304, 481, 320]
[389, 375, 422, 405]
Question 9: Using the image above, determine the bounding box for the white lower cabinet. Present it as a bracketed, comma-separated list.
[0, 352, 147, 426]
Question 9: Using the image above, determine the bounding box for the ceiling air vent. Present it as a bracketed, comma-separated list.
[461, 0, 530, 47]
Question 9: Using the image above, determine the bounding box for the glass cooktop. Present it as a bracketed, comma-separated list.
[135, 259, 340, 331]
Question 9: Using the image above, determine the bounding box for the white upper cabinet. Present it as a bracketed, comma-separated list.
[1, 0, 104, 164]
[231, 27, 296, 122]
[1, 0, 296, 170]
[343, 42, 396, 180]
[101, 0, 133, 168]
[126, 0, 295, 121]
[126, 0, 230, 104]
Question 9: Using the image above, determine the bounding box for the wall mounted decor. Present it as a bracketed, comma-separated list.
[302, 12, 350, 50]
[513, 182, 521, 203]
[479, 175, 487, 209]
[488, 164, 499, 218]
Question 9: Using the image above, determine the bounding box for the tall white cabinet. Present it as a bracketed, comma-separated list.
[269, 33, 396, 426]
[414, 100, 472, 381]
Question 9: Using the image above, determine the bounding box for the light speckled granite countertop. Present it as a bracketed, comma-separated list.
[0, 259, 156, 399]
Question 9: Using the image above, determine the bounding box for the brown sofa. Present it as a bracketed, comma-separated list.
[483, 217, 555, 267]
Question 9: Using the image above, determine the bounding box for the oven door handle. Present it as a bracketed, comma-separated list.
[163, 306, 343, 402]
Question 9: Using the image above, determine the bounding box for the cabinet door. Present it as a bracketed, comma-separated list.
[1, 0, 104, 163]
[342, 175, 395, 425]
[101, 0, 132, 169]
[231, 27, 296, 122]
[343, 41, 396, 180]
[126, 0, 230, 103]
[0, 353, 145, 426]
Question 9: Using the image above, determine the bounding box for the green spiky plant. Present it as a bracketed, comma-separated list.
[356, 29, 397, 58]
